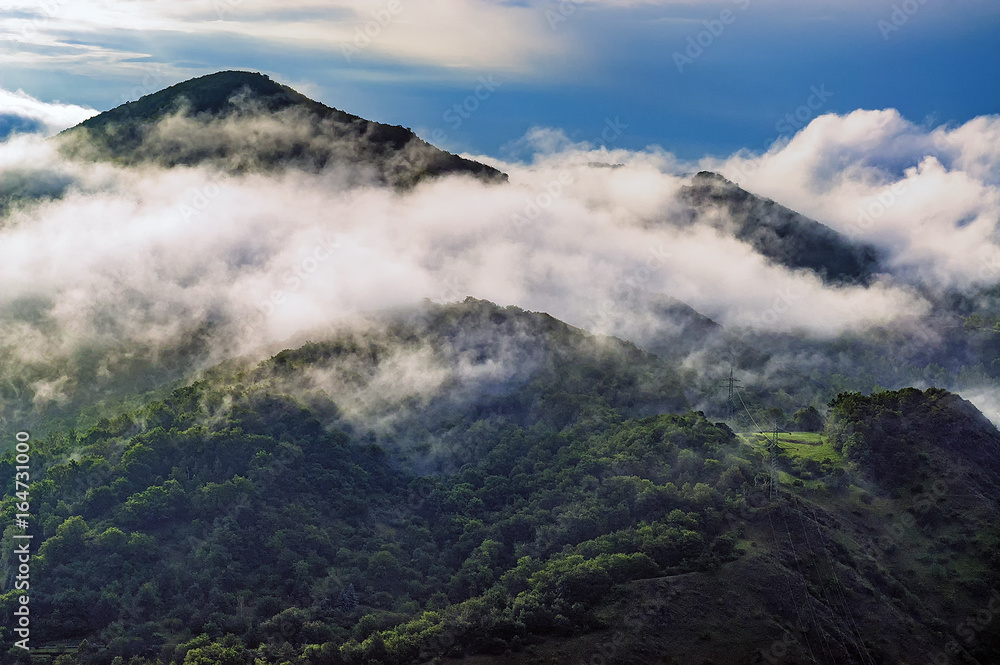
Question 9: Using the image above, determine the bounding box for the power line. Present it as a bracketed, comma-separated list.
[779, 503, 832, 665]
[804, 504, 876, 665]
[736, 386, 763, 434]
[797, 506, 863, 664]
[766, 508, 820, 664]
[725, 367, 876, 664]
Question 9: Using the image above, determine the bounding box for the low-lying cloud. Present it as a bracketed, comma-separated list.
[0, 88, 96, 138]
[710, 109, 1000, 292]
[0, 105, 998, 424]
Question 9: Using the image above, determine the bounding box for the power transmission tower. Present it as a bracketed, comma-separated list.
[769, 424, 782, 497]
[725, 367, 741, 426]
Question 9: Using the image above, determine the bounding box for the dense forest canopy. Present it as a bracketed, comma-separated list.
[1, 301, 999, 664]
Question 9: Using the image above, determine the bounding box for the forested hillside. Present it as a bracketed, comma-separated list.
[58, 71, 506, 186]
[2, 302, 999, 664]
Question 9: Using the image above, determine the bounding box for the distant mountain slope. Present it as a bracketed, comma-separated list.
[248, 297, 692, 452]
[58, 70, 506, 186]
[642, 294, 723, 353]
[0, 295, 691, 462]
[679, 171, 880, 285]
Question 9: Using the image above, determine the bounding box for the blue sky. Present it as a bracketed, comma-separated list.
[1, 0, 998, 159]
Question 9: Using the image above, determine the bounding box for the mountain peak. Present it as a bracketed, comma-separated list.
[61, 70, 507, 185]
[692, 170, 732, 183]
[76, 71, 315, 130]
[680, 170, 880, 284]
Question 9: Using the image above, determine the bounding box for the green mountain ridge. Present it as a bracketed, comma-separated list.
[57, 71, 507, 186]
[679, 171, 882, 285]
[2, 300, 999, 665]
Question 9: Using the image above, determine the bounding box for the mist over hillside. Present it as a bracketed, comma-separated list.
[2, 78, 1000, 438]
[59, 72, 506, 187]
[1, 72, 1000, 664]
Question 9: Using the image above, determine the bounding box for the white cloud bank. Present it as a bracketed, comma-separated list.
[0, 88, 96, 137]
[0, 104, 998, 413]
[708, 109, 1000, 292]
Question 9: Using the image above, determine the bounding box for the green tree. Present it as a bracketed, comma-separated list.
[792, 406, 824, 432]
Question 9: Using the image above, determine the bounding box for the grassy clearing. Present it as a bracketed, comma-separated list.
[774, 432, 842, 464]
[740, 431, 841, 463]
[778, 431, 823, 445]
